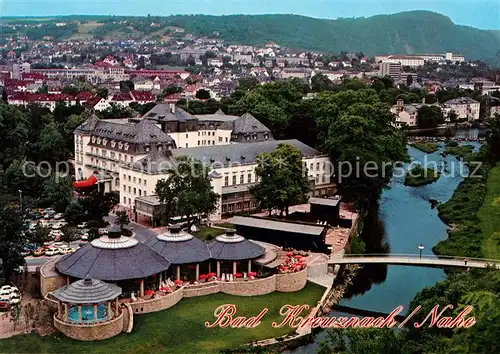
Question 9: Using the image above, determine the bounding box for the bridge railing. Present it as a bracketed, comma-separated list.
[335, 253, 500, 263]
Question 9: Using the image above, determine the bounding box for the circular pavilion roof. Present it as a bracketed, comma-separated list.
[52, 278, 122, 304]
[208, 229, 265, 261]
[147, 225, 211, 264]
[56, 235, 171, 281]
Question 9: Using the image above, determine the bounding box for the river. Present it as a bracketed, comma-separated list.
[288, 142, 473, 353]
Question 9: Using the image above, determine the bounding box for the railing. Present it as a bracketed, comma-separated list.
[334, 253, 500, 263]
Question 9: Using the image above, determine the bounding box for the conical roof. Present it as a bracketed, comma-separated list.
[147, 225, 211, 264]
[208, 229, 265, 260]
[52, 278, 121, 304]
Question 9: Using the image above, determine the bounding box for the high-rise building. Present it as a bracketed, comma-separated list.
[378, 62, 402, 81]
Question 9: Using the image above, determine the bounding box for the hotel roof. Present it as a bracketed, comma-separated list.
[231, 216, 326, 236]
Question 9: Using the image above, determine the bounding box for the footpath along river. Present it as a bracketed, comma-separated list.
[288, 142, 475, 353]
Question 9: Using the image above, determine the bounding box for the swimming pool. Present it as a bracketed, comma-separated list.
[67, 304, 112, 323]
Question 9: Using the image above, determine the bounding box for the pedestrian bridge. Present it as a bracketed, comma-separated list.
[328, 254, 500, 269]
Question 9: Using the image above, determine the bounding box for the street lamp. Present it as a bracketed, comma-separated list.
[418, 244, 424, 259]
[18, 189, 23, 214]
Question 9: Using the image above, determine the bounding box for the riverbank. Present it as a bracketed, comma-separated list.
[433, 146, 500, 259]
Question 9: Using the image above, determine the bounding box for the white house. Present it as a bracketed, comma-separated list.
[443, 97, 480, 121]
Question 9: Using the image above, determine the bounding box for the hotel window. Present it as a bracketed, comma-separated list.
[315, 174, 319, 183]
[218, 137, 222, 142]
[123, 185, 126, 192]
[96, 148, 99, 155]
[144, 191, 147, 196]
[240, 175, 244, 184]
[198, 132, 200, 136]
[123, 174, 126, 179]
[139, 189, 142, 196]
[248, 173, 252, 183]
[224, 176, 229, 186]
[236, 202, 242, 211]
[128, 176, 131, 182]
[232, 175, 237, 185]
[186, 143, 188, 147]
[144, 180, 147, 186]
[309, 163, 313, 171]
[130, 157, 133, 163]
[133, 188, 136, 195]
[212, 132, 215, 136]
[316, 162, 320, 170]
[102, 150, 106, 157]
[91, 147, 94, 154]
[138, 178, 142, 184]
[128, 198, 131, 205]
[124, 155, 128, 162]
[123, 197, 126, 204]
[198, 140, 200, 145]
[119, 153, 122, 161]
[225, 137, 228, 143]
[322, 174, 326, 183]
[111, 152, 115, 159]
[128, 186, 131, 193]
[323, 162, 326, 170]
[185, 134, 188, 138]
[133, 177, 136, 183]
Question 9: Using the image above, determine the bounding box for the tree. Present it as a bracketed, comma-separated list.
[0, 103, 28, 169]
[251, 143, 310, 217]
[311, 73, 335, 92]
[41, 174, 73, 213]
[115, 210, 130, 227]
[27, 224, 51, 246]
[119, 80, 134, 93]
[60, 227, 79, 246]
[237, 77, 259, 91]
[448, 110, 459, 123]
[486, 113, 500, 160]
[64, 200, 87, 225]
[155, 156, 219, 226]
[0, 202, 26, 282]
[406, 74, 413, 87]
[417, 105, 444, 129]
[39, 121, 68, 164]
[163, 85, 183, 95]
[195, 89, 211, 100]
[95, 87, 109, 99]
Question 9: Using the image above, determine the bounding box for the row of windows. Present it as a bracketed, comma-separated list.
[122, 174, 147, 187]
[306, 161, 328, 172]
[123, 184, 147, 197]
[223, 173, 254, 187]
[222, 201, 258, 213]
[90, 147, 134, 163]
[90, 158, 117, 171]
[198, 131, 216, 137]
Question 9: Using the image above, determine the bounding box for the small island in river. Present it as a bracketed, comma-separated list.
[405, 165, 440, 186]
[410, 142, 439, 153]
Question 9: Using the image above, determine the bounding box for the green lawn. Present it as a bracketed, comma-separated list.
[0, 284, 325, 354]
[217, 222, 235, 229]
[478, 166, 500, 259]
[410, 142, 439, 154]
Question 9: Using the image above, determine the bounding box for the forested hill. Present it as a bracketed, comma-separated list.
[4, 11, 500, 64]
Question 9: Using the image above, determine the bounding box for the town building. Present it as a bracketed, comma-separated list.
[443, 97, 481, 121]
[378, 62, 402, 81]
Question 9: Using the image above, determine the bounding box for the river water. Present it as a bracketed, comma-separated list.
[288, 142, 474, 353]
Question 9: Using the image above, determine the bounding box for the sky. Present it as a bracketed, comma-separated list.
[2, 0, 500, 30]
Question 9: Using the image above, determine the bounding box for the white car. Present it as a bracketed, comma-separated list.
[9, 293, 21, 305]
[0, 289, 11, 299]
[51, 222, 66, 230]
[59, 247, 75, 255]
[53, 242, 64, 247]
[77, 222, 88, 229]
[49, 230, 64, 237]
[44, 248, 60, 256]
[53, 213, 64, 220]
[80, 233, 89, 241]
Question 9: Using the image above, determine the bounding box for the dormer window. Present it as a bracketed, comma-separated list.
[264, 133, 269, 140]
[102, 138, 108, 145]
[124, 143, 129, 151]
[253, 134, 257, 140]
[145, 144, 151, 152]
[96, 138, 102, 144]
[111, 140, 116, 148]
[91, 136, 96, 143]
[118, 142, 123, 149]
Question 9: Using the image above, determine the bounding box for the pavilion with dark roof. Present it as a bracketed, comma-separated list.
[208, 229, 265, 276]
[147, 224, 212, 282]
[56, 225, 170, 297]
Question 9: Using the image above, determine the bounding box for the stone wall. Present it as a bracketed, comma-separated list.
[121, 303, 134, 333]
[40, 257, 67, 297]
[276, 269, 308, 292]
[128, 287, 184, 314]
[183, 283, 221, 298]
[219, 276, 276, 296]
[54, 312, 123, 341]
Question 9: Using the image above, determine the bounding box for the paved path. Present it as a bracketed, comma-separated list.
[329, 254, 500, 269]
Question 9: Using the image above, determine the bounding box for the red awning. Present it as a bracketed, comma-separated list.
[73, 175, 98, 189]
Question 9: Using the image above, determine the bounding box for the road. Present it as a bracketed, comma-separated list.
[25, 216, 159, 266]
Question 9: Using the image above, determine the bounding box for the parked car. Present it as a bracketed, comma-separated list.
[9, 292, 21, 305]
[44, 248, 59, 256]
[59, 247, 75, 255]
[33, 248, 44, 257]
[51, 223, 65, 230]
[77, 222, 88, 229]
[98, 228, 108, 235]
[0, 297, 10, 311]
[80, 233, 89, 241]
[53, 213, 64, 220]
[49, 230, 64, 237]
